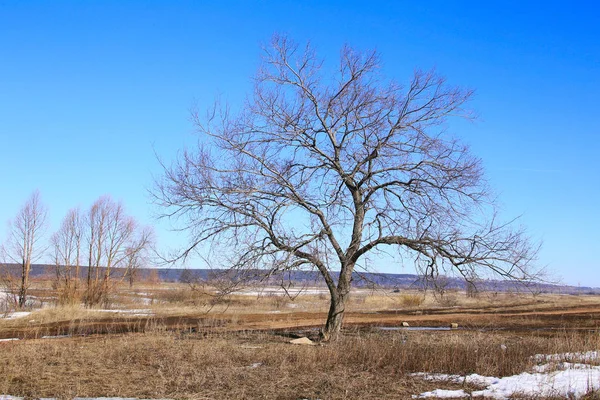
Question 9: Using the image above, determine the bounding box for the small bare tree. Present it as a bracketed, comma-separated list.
[154, 35, 538, 340]
[123, 227, 154, 288]
[83, 196, 152, 306]
[3, 191, 48, 309]
[50, 207, 84, 304]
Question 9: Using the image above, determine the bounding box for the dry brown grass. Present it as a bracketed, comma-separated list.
[0, 329, 599, 399]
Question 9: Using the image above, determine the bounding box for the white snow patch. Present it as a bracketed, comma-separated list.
[41, 335, 71, 339]
[411, 372, 499, 387]
[413, 352, 600, 399]
[92, 309, 153, 316]
[379, 326, 452, 331]
[415, 389, 469, 398]
[234, 288, 328, 296]
[1, 312, 32, 320]
[0, 338, 20, 342]
[533, 350, 600, 363]
[532, 362, 597, 373]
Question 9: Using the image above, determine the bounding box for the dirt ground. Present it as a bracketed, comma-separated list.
[2, 288, 600, 339]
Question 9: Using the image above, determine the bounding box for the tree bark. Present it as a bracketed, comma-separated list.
[321, 290, 348, 341]
[18, 259, 30, 309]
[321, 269, 352, 341]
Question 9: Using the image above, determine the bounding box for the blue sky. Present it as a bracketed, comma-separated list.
[0, 1, 598, 286]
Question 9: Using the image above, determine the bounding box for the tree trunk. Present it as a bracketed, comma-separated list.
[129, 270, 134, 288]
[18, 260, 28, 309]
[321, 270, 352, 341]
[321, 290, 348, 341]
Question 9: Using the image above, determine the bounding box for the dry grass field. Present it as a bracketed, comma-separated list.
[2, 281, 600, 399]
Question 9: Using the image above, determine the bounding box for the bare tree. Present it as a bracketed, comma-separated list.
[154, 35, 538, 340]
[3, 191, 48, 309]
[83, 196, 152, 306]
[50, 207, 84, 304]
[123, 226, 154, 288]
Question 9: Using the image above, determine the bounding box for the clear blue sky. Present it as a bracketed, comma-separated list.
[1, 1, 598, 286]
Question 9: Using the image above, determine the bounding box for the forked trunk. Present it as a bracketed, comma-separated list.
[320, 262, 354, 341]
[321, 291, 348, 341]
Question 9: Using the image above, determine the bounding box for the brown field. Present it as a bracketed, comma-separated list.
[2, 282, 600, 399]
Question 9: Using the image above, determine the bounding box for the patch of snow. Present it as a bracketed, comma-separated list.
[413, 361, 600, 399]
[1, 312, 32, 320]
[411, 372, 499, 387]
[0, 338, 20, 342]
[379, 326, 452, 331]
[234, 288, 329, 296]
[533, 350, 600, 363]
[532, 362, 596, 373]
[414, 389, 469, 398]
[92, 309, 153, 316]
[41, 335, 71, 339]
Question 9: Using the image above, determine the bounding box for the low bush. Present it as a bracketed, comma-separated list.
[399, 293, 425, 307]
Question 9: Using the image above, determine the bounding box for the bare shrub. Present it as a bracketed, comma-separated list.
[436, 293, 459, 307]
[260, 292, 289, 309]
[466, 281, 479, 298]
[399, 293, 425, 307]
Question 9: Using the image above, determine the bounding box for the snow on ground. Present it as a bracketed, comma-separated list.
[41, 335, 71, 339]
[1, 312, 32, 320]
[0, 291, 14, 310]
[412, 352, 600, 399]
[532, 362, 598, 373]
[234, 287, 329, 296]
[533, 350, 600, 363]
[93, 309, 154, 316]
[379, 327, 452, 331]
